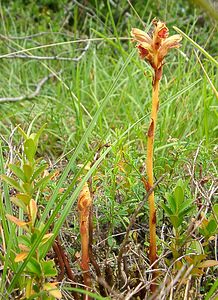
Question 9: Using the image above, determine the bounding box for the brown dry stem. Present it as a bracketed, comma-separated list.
[53, 237, 79, 300]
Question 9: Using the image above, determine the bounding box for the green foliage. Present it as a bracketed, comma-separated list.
[0, 0, 217, 299]
[198, 204, 218, 240]
[160, 178, 218, 288]
[205, 278, 218, 300]
[160, 180, 194, 229]
[0, 126, 61, 299]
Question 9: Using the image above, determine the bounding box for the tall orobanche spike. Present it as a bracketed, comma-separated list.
[131, 20, 182, 293]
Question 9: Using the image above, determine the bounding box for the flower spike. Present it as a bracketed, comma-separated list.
[131, 20, 182, 293]
[131, 20, 182, 70]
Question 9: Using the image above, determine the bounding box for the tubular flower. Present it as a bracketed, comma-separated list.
[131, 19, 182, 70]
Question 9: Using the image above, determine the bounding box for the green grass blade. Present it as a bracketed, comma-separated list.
[65, 287, 110, 300]
[205, 278, 218, 300]
[0, 191, 9, 245]
[173, 26, 218, 67]
[0, 224, 16, 295]
[0, 142, 12, 239]
[195, 51, 218, 99]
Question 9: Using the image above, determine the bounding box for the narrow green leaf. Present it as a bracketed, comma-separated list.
[170, 215, 182, 229]
[33, 173, 53, 192]
[31, 232, 39, 245]
[18, 235, 31, 247]
[10, 197, 27, 211]
[0, 192, 10, 249]
[18, 127, 28, 140]
[178, 206, 194, 218]
[0, 140, 12, 218]
[33, 123, 47, 146]
[9, 164, 26, 182]
[17, 193, 31, 205]
[160, 202, 173, 217]
[31, 164, 48, 181]
[0, 225, 18, 294]
[1, 175, 23, 192]
[0, 142, 12, 240]
[24, 139, 36, 163]
[205, 278, 218, 300]
[174, 185, 184, 208]
[23, 164, 33, 182]
[213, 204, 218, 219]
[206, 219, 217, 234]
[179, 199, 193, 212]
[22, 182, 33, 194]
[173, 26, 218, 67]
[166, 193, 177, 213]
[26, 258, 42, 276]
[68, 287, 110, 300]
[26, 112, 44, 137]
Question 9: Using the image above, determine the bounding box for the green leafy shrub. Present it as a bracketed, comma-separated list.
[0, 125, 61, 299]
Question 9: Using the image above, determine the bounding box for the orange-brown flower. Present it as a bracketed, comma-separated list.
[131, 20, 182, 70]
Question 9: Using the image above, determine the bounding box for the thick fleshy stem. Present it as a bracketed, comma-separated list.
[78, 182, 92, 300]
[131, 20, 182, 294]
[146, 67, 162, 292]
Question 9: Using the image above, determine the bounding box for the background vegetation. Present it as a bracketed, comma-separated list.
[0, 0, 217, 299]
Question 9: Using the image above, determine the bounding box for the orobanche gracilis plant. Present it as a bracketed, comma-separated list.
[131, 19, 182, 291]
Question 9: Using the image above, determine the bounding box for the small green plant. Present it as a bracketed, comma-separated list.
[160, 180, 218, 292]
[160, 179, 194, 259]
[1, 125, 61, 299]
